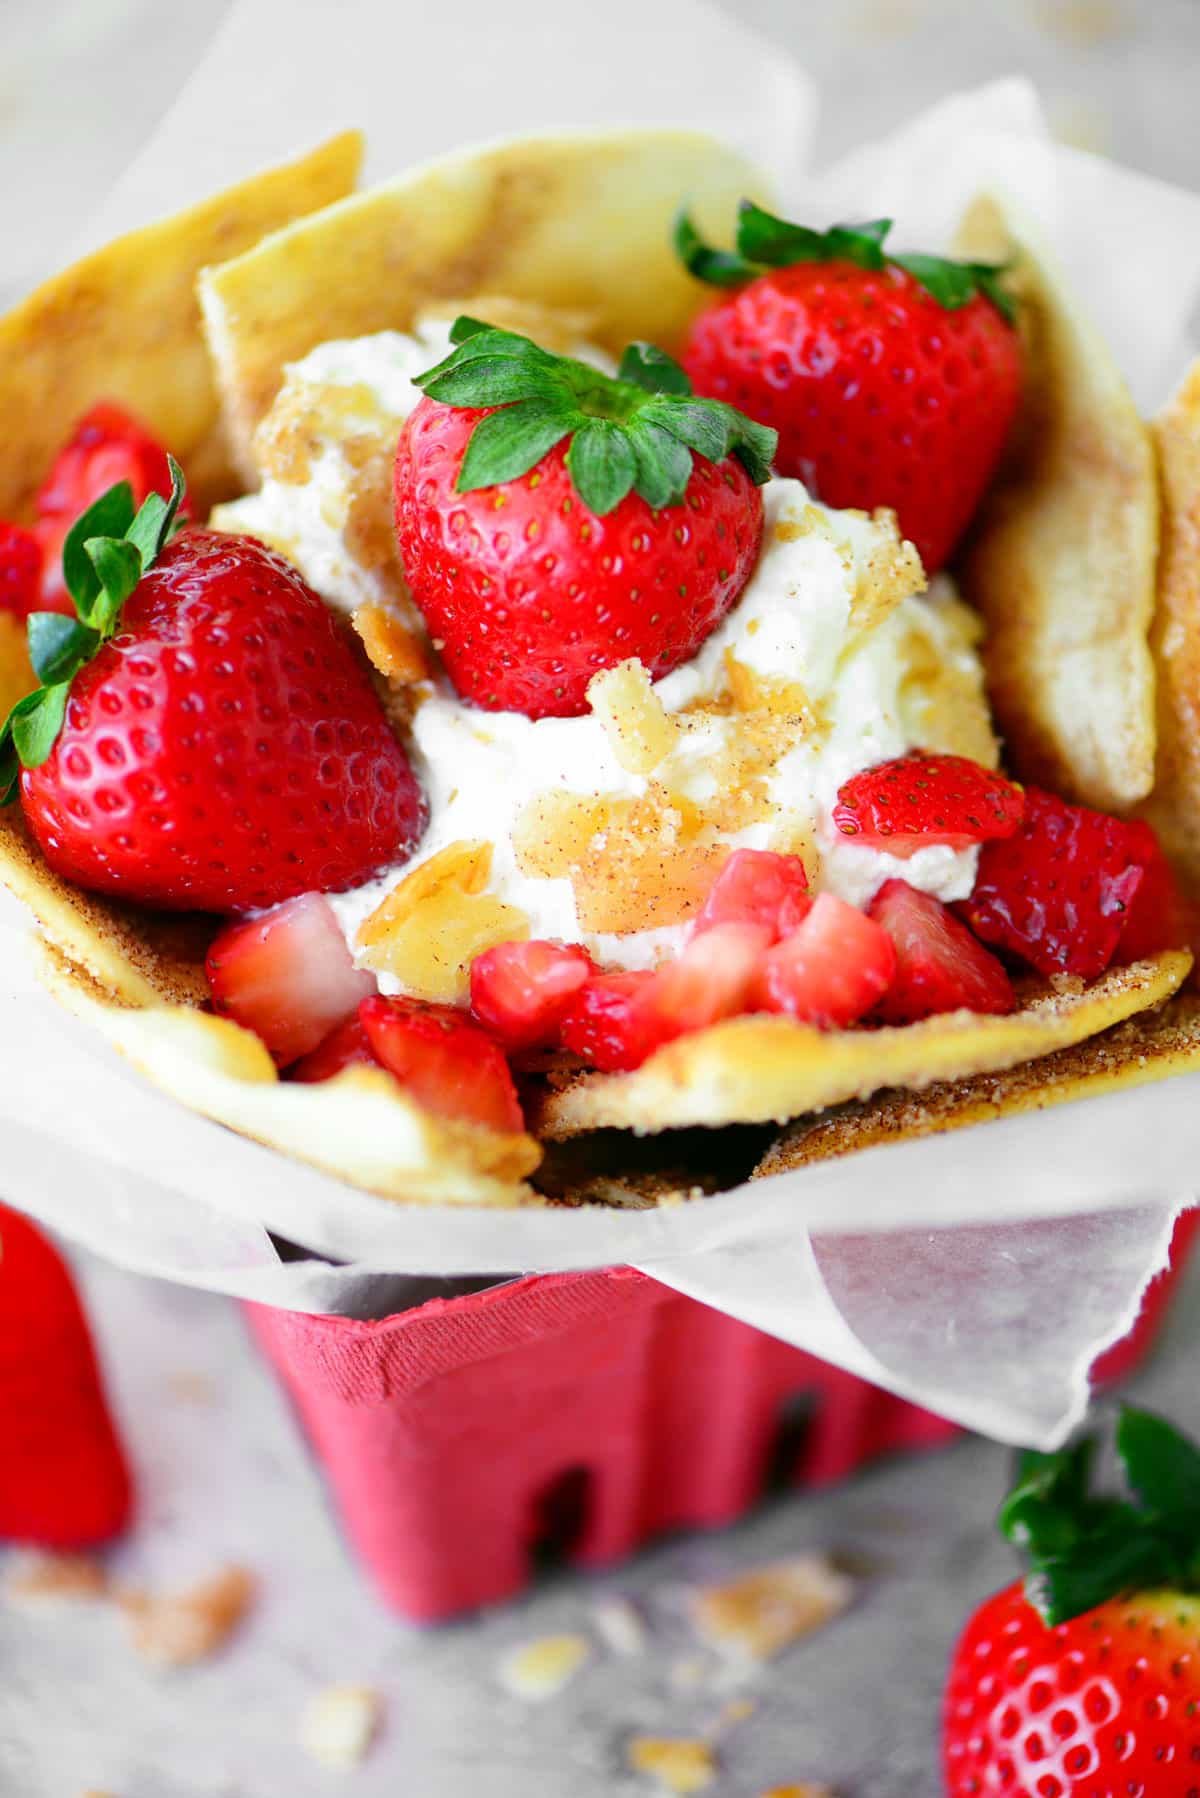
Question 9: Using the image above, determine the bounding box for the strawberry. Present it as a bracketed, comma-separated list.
[394, 320, 775, 718]
[832, 751, 1024, 856]
[1116, 819, 1195, 963]
[691, 847, 811, 941]
[559, 970, 674, 1072]
[3, 467, 425, 912]
[0, 520, 43, 620]
[648, 920, 771, 1033]
[206, 893, 376, 1065]
[754, 892, 896, 1026]
[290, 1014, 379, 1083]
[958, 787, 1150, 979]
[469, 939, 595, 1051]
[359, 995, 524, 1133]
[34, 402, 183, 613]
[0, 1204, 132, 1547]
[676, 205, 1022, 573]
[944, 1406, 1200, 1797]
[868, 879, 1014, 1022]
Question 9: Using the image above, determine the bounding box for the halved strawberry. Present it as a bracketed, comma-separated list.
[0, 521, 42, 620]
[1116, 821, 1194, 963]
[34, 402, 182, 611]
[691, 848, 811, 941]
[206, 893, 376, 1066]
[649, 921, 771, 1033]
[868, 879, 1014, 1023]
[754, 892, 896, 1026]
[559, 971, 674, 1072]
[832, 752, 1024, 856]
[958, 787, 1148, 978]
[359, 995, 524, 1133]
[470, 940, 594, 1051]
[289, 1015, 379, 1083]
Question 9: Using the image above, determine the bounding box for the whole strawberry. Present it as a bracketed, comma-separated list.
[0, 1203, 132, 1546]
[944, 1406, 1200, 1796]
[676, 205, 1022, 573]
[2, 465, 425, 912]
[394, 321, 776, 717]
[34, 402, 184, 613]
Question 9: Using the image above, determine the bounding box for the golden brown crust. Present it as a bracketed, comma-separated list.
[532, 954, 1192, 1139]
[1140, 359, 1200, 887]
[0, 133, 361, 523]
[197, 130, 770, 475]
[36, 940, 541, 1206]
[755, 992, 1200, 1176]
[956, 195, 1158, 812]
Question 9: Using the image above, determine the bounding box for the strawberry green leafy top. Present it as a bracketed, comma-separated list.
[0, 459, 186, 803]
[1001, 1405, 1200, 1626]
[413, 316, 778, 516]
[675, 201, 1017, 325]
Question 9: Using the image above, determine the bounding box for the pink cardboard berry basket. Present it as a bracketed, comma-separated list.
[244, 1210, 1199, 1621]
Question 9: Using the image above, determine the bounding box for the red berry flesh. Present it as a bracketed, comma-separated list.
[19, 531, 426, 913]
[359, 994, 524, 1134]
[868, 879, 1014, 1022]
[394, 398, 763, 718]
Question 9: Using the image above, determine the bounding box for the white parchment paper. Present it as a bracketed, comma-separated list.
[4, 1, 1200, 1448]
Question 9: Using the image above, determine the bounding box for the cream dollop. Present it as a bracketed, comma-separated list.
[214, 329, 997, 992]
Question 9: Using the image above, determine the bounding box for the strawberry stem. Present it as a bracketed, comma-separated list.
[412, 318, 777, 516]
[675, 201, 1017, 325]
[999, 1405, 1200, 1625]
[0, 458, 186, 802]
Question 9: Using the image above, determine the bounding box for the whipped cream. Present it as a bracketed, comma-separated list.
[212, 322, 459, 615]
[214, 327, 996, 992]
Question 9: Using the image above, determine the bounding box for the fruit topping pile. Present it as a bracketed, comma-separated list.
[0, 204, 1190, 1140]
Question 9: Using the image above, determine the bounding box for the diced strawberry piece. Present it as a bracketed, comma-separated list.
[957, 787, 1148, 979]
[868, 879, 1014, 1023]
[832, 751, 1025, 857]
[206, 893, 376, 1066]
[691, 848, 812, 941]
[0, 520, 42, 620]
[289, 1015, 380, 1083]
[1116, 821, 1194, 963]
[359, 995, 524, 1133]
[35, 403, 182, 609]
[754, 892, 896, 1026]
[649, 921, 771, 1033]
[469, 939, 594, 1051]
[559, 971, 674, 1072]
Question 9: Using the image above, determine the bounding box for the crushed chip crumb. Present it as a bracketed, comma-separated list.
[119, 1564, 255, 1669]
[758, 1786, 836, 1798]
[497, 1632, 591, 1700]
[300, 1683, 381, 1769]
[591, 1595, 647, 1656]
[5, 1553, 109, 1605]
[691, 1556, 853, 1662]
[720, 1698, 757, 1725]
[628, 1735, 717, 1793]
[668, 1656, 709, 1691]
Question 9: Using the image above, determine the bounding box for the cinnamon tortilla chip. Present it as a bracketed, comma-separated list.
[532, 954, 1191, 1139]
[754, 994, 1200, 1176]
[198, 129, 770, 477]
[1139, 358, 1200, 887]
[35, 939, 539, 1207]
[0, 132, 362, 521]
[956, 194, 1158, 813]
